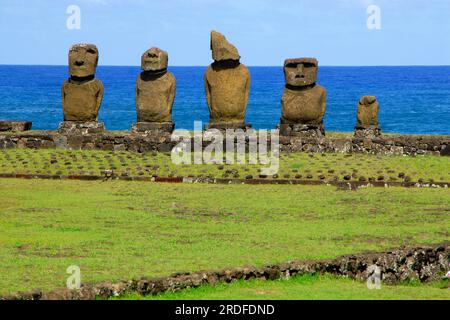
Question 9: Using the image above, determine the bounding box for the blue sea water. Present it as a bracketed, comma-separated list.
[0, 65, 449, 134]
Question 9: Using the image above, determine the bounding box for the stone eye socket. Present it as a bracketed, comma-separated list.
[302, 63, 315, 68]
[87, 49, 97, 54]
[286, 63, 315, 69]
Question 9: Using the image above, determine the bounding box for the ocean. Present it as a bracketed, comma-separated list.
[0, 65, 449, 134]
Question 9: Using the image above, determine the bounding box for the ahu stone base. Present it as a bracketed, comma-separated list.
[279, 123, 325, 139]
[0, 130, 449, 156]
[58, 121, 105, 135]
[0, 121, 32, 132]
[131, 122, 175, 134]
[354, 125, 381, 139]
[204, 122, 252, 132]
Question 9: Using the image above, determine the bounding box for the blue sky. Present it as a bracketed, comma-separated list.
[1, 0, 449, 66]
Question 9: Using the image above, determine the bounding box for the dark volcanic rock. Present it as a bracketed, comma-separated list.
[0, 121, 32, 132]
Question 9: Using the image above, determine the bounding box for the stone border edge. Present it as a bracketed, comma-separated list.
[1, 243, 448, 300]
[0, 173, 448, 189]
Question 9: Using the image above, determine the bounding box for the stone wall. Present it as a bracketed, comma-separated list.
[280, 135, 450, 156]
[0, 131, 449, 156]
[0, 173, 448, 189]
[0, 131, 175, 153]
[2, 243, 448, 300]
[0, 121, 32, 132]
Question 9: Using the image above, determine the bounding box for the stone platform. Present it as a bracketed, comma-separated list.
[279, 123, 325, 138]
[0, 130, 449, 156]
[131, 122, 175, 134]
[354, 125, 381, 139]
[204, 122, 252, 131]
[0, 121, 32, 132]
[58, 121, 105, 135]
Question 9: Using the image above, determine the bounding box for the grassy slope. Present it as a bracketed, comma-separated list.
[118, 274, 450, 300]
[0, 149, 449, 182]
[0, 179, 449, 295]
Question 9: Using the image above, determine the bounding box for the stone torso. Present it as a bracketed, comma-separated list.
[281, 85, 326, 124]
[357, 104, 379, 126]
[205, 64, 250, 123]
[62, 79, 103, 122]
[136, 72, 176, 123]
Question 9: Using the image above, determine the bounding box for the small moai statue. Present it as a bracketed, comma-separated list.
[133, 47, 176, 134]
[279, 58, 326, 138]
[204, 31, 251, 130]
[354, 96, 381, 139]
[60, 44, 104, 134]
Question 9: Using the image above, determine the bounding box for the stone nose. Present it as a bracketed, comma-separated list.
[296, 65, 305, 78]
[74, 50, 86, 66]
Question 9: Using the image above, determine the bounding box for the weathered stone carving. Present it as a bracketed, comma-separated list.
[134, 47, 176, 133]
[280, 58, 326, 138]
[60, 44, 104, 133]
[357, 96, 379, 126]
[204, 31, 251, 129]
[355, 96, 381, 138]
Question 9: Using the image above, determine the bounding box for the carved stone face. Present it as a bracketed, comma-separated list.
[211, 31, 240, 62]
[284, 58, 318, 87]
[141, 48, 168, 72]
[68, 44, 99, 78]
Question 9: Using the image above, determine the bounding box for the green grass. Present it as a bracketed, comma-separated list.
[116, 274, 450, 300]
[0, 149, 449, 183]
[0, 179, 449, 296]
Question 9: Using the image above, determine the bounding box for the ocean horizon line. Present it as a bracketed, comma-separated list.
[1, 64, 450, 68]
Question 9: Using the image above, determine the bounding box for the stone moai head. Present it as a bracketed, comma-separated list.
[357, 96, 379, 126]
[359, 96, 377, 106]
[284, 58, 318, 87]
[68, 44, 99, 78]
[210, 31, 241, 62]
[141, 47, 168, 72]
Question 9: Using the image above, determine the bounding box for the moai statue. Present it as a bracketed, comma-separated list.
[204, 31, 251, 130]
[279, 58, 326, 138]
[354, 96, 381, 138]
[133, 47, 176, 133]
[60, 44, 104, 134]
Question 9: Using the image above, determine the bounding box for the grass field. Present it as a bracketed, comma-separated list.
[0, 149, 449, 183]
[117, 274, 450, 300]
[0, 178, 449, 296]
